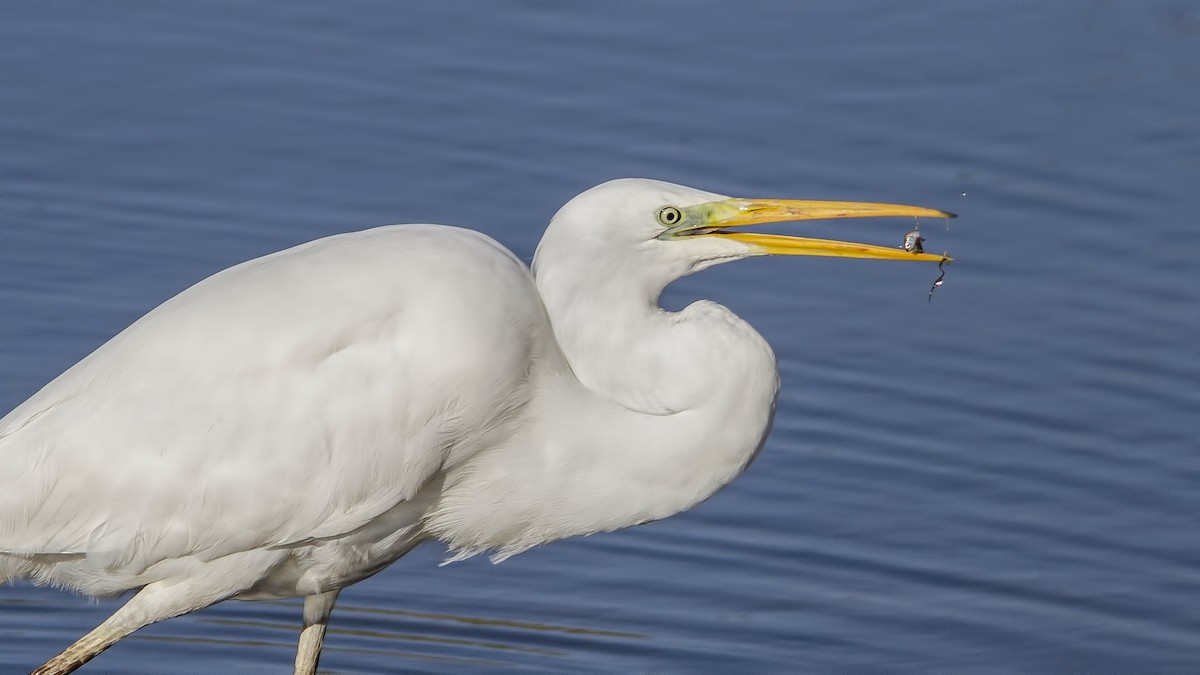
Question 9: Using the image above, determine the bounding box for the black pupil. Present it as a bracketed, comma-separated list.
[665, 210, 677, 222]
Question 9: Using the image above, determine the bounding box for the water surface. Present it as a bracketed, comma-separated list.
[2, 2, 1198, 672]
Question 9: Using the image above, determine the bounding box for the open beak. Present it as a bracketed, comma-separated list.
[667, 198, 956, 262]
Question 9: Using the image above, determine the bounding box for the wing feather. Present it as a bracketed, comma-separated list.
[0, 225, 542, 578]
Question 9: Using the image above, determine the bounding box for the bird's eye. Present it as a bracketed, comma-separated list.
[657, 206, 683, 226]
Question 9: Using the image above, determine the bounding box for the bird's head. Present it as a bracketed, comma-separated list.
[534, 178, 954, 293]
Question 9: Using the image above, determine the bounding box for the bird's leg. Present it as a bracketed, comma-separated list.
[31, 612, 130, 675]
[32, 576, 242, 675]
[294, 589, 340, 675]
[32, 550, 278, 674]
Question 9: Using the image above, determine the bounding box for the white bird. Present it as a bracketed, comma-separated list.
[0, 178, 952, 674]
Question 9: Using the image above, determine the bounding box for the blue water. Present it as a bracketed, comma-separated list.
[2, 2, 1198, 672]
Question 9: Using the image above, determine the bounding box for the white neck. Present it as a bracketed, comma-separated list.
[426, 251, 780, 562]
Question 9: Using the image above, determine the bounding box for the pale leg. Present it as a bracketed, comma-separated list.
[33, 578, 240, 675]
[32, 550, 281, 674]
[294, 589, 340, 675]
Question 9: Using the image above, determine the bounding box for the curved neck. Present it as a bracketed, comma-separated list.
[426, 258, 780, 563]
[533, 250, 700, 414]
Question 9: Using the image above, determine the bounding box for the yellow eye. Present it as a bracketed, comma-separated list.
[657, 206, 683, 226]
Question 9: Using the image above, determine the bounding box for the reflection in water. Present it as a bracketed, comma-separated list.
[202, 616, 565, 657]
[330, 603, 644, 638]
[128, 601, 647, 669]
[133, 633, 510, 669]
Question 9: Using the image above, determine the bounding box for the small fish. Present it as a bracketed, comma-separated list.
[903, 228, 925, 254]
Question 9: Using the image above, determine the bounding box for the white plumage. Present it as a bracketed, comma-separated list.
[0, 179, 951, 673]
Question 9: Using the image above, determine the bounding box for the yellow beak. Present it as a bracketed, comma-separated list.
[672, 198, 955, 262]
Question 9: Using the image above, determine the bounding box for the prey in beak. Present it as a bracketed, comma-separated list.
[658, 198, 955, 262]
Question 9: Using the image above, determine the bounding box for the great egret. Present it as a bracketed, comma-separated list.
[0, 178, 952, 674]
